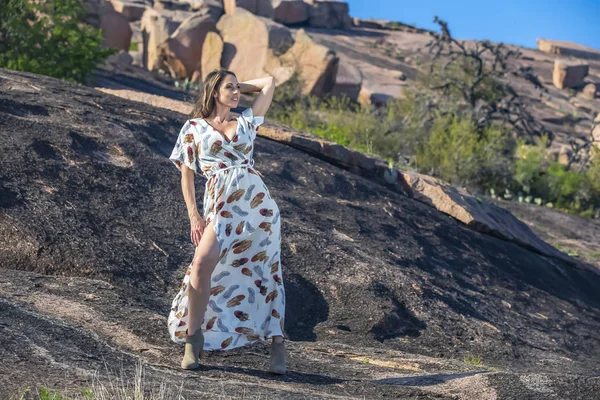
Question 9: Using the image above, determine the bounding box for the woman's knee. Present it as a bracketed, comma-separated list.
[190, 222, 220, 276]
[191, 252, 218, 276]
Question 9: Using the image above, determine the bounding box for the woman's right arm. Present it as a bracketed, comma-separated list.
[181, 165, 205, 247]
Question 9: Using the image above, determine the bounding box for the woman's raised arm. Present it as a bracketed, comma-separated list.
[238, 76, 276, 117]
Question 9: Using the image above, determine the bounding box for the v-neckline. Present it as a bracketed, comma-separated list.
[205, 117, 240, 144]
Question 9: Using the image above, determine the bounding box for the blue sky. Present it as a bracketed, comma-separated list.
[346, 0, 600, 50]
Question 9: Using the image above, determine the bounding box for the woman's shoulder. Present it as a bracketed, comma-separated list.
[185, 118, 210, 133]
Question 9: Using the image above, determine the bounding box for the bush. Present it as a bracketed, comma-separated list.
[415, 113, 514, 189]
[0, 0, 116, 83]
[513, 137, 600, 214]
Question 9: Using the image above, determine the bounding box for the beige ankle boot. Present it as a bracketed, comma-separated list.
[181, 328, 204, 370]
[269, 338, 286, 374]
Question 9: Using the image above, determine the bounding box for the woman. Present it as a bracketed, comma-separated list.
[167, 69, 286, 374]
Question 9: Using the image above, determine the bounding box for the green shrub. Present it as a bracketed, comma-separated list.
[0, 0, 116, 83]
[414, 113, 514, 189]
[512, 138, 600, 214]
[513, 136, 551, 196]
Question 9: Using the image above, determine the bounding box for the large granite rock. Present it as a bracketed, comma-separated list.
[157, 13, 219, 80]
[553, 59, 589, 89]
[329, 60, 362, 101]
[83, 0, 133, 51]
[357, 87, 392, 106]
[537, 38, 600, 61]
[397, 172, 575, 264]
[189, 0, 224, 19]
[352, 17, 385, 29]
[304, 0, 352, 29]
[140, 8, 191, 71]
[217, 8, 269, 80]
[262, 17, 295, 56]
[197, 31, 224, 82]
[272, 0, 308, 25]
[154, 0, 192, 11]
[223, 0, 274, 18]
[101, 8, 133, 51]
[152, 0, 223, 18]
[280, 28, 339, 96]
[217, 8, 293, 81]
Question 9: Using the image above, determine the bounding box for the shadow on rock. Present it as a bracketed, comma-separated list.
[370, 281, 426, 341]
[283, 273, 328, 341]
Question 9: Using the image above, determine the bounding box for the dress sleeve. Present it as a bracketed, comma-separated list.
[240, 107, 264, 140]
[169, 120, 199, 173]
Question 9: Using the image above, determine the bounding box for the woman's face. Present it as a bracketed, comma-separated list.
[214, 74, 240, 109]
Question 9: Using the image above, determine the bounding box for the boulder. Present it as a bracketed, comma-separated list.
[262, 17, 295, 56]
[157, 13, 219, 80]
[105, 49, 134, 67]
[352, 18, 385, 29]
[156, 0, 223, 18]
[397, 171, 574, 264]
[217, 8, 292, 81]
[304, 0, 352, 29]
[195, 31, 224, 82]
[217, 8, 268, 80]
[582, 83, 597, 99]
[109, 0, 147, 20]
[255, 0, 275, 18]
[223, 0, 274, 18]
[263, 50, 295, 86]
[82, 0, 132, 51]
[153, 0, 191, 11]
[357, 87, 391, 106]
[100, 7, 133, 51]
[537, 38, 600, 61]
[552, 59, 589, 89]
[280, 28, 338, 96]
[272, 0, 308, 25]
[329, 61, 362, 101]
[189, 0, 224, 19]
[140, 8, 190, 71]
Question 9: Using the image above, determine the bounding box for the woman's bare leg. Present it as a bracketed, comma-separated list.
[187, 221, 221, 335]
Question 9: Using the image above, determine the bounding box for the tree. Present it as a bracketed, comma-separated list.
[0, 0, 116, 83]
[423, 16, 550, 143]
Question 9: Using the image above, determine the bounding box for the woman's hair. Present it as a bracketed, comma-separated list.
[189, 69, 237, 120]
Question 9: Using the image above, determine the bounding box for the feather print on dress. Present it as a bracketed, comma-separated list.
[167, 108, 285, 350]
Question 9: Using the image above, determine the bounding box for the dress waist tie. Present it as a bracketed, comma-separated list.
[204, 163, 264, 180]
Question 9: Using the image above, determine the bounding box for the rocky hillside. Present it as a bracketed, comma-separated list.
[2, 67, 600, 399]
[91, 0, 600, 165]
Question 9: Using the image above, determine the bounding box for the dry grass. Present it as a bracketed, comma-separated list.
[15, 359, 278, 400]
[88, 360, 185, 400]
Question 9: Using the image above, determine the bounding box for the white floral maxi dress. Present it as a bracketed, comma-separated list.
[167, 107, 286, 350]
